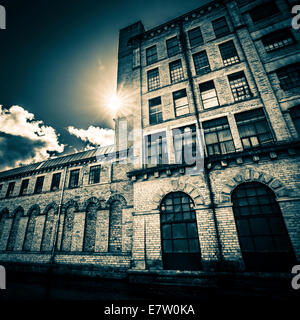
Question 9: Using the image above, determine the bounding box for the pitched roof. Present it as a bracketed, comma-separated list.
[0, 145, 115, 180]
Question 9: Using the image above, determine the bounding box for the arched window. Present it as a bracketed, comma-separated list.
[83, 203, 97, 252]
[41, 205, 57, 252]
[160, 192, 201, 270]
[7, 207, 24, 251]
[232, 182, 295, 272]
[108, 200, 122, 253]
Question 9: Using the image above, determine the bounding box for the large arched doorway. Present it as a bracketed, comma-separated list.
[160, 192, 201, 270]
[232, 182, 295, 272]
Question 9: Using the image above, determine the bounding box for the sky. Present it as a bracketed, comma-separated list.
[0, 0, 206, 171]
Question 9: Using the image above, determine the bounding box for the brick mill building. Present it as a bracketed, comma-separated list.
[0, 0, 299, 279]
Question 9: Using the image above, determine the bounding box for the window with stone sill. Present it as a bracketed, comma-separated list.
[166, 36, 180, 57]
[212, 17, 230, 38]
[173, 88, 189, 117]
[188, 27, 203, 47]
[6, 181, 15, 198]
[203, 117, 235, 156]
[68, 169, 80, 188]
[89, 165, 101, 184]
[235, 108, 273, 149]
[276, 63, 300, 91]
[149, 96, 163, 125]
[199, 80, 219, 109]
[262, 29, 295, 53]
[147, 67, 160, 91]
[193, 50, 210, 75]
[50, 172, 61, 191]
[172, 124, 197, 165]
[146, 45, 158, 65]
[249, 1, 280, 23]
[145, 132, 168, 166]
[34, 176, 44, 194]
[19, 179, 29, 196]
[218, 40, 240, 66]
[228, 71, 252, 102]
[169, 59, 185, 83]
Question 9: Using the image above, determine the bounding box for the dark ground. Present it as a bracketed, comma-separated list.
[0, 270, 299, 302]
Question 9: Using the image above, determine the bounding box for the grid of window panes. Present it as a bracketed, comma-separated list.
[34, 176, 44, 194]
[193, 51, 210, 75]
[188, 27, 203, 47]
[173, 89, 189, 117]
[69, 169, 79, 188]
[235, 108, 273, 149]
[166, 36, 180, 57]
[203, 117, 235, 156]
[146, 46, 158, 65]
[160, 192, 200, 254]
[232, 182, 292, 253]
[6, 182, 15, 198]
[19, 179, 29, 196]
[262, 29, 295, 53]
[218, 40, 239, 66]
[169, 60, 184, 83]
[172, 125, 197, 164]
[276, 63, 300, 90]
[199, 80, 219, 109]
[145, 132, 168, 166]
[228, 71, 252, 101]
[290, 105, 300, 135]
[249, 2, 280, 23]
[147, 68, 160, 91]
[212, 17, 230, 37]
[51, 173, 61, 191]
[149, 97, 163, 125]
[89, 165, 101, 184]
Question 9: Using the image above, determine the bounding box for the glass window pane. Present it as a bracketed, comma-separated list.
[173, 239, 188, 252]
[172, 223, 187, 239]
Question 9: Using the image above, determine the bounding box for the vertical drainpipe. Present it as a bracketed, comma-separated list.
[178, 20, 223, 270]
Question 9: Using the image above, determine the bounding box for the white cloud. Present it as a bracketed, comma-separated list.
[67, 125, 115, 147]
[0, 105, 64, 170]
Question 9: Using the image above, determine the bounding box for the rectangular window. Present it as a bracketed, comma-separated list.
[172, 125, 197, 165]
[290, 105, 300, 135]
[19, 179, 29, 196]
[228, 71, 252, 102]
[173, 89, 189, 117]
[147, 68, 160, 91]
[169, 59, 184, 83]
[203, 117, 235, 156]
[89, 165, 101, 184]
[34, 176, 44, 194]
[145, 132, 168, 166]
[193, 51, 210, 75]
[262, 29, 295, 53]
[199, 80, 219, 109]
[6, 182, 15, 198]
[235, 108, 273, 149]
[51, 173, 61, 191]
[276, 63, 300, 91]
[188, 27, 203, 47]
[249, 2, 280, 23]
[219, 40, 240, 66]
[212, 17, 230, 38]
[166, 36, 180, 57]
[149, 97, 163, 125]
[69, 169, 80, 188]
[146, 45, 158, 65]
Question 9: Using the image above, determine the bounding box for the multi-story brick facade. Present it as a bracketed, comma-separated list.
[0, 0, 299, 278]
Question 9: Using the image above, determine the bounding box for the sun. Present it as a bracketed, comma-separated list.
[107, 95, 122, 113]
